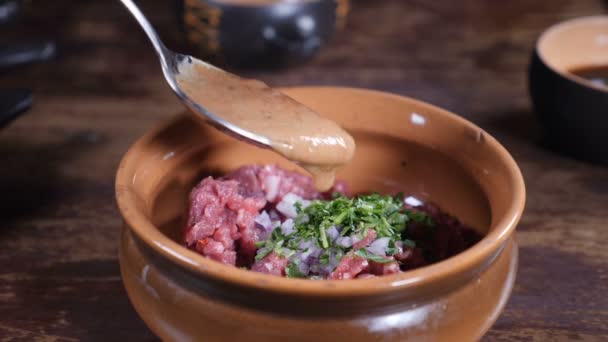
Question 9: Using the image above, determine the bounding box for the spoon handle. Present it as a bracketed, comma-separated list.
[119, 0, 170, 67]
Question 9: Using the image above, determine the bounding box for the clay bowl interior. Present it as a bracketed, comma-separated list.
[116, 87, 525, 341]
[529, 16, 608, 163]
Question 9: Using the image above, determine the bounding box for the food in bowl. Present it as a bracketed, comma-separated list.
[117, 88, 525, 341]
[184, 164, 481, 280]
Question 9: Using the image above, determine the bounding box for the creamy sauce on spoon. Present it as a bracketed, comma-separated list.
[176, 61, 355, 191]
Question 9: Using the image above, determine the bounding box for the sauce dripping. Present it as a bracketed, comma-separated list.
[176, 61, 355, 191]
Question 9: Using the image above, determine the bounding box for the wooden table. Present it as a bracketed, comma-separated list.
[1, 0, 607, 340]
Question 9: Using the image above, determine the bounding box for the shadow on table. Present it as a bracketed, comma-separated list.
[482, 108, 543, 144]
[0, 135, 90, 231]
[482, 108, 608, 170]
[480, 108, 581, 162]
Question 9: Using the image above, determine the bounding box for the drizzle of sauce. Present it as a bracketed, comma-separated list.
[176, 61, 355, 191]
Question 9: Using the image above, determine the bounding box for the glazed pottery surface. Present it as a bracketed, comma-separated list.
[116, 87, 525, 341]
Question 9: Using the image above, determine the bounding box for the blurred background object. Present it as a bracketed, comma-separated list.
[529, 16, 608, 165]
[177, 0, 349, 68]
[0, 88, 31, 128]
[0, 0, 22, 24]
[0, 0, 55, 128]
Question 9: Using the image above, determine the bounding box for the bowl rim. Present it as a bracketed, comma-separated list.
[115, 86, 526, 297]
[535, 15, 608, 94]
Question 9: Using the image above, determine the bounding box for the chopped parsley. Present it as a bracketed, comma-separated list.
[354, 248, 393, 264]
[285, 261, 305, 278]
[253, 193, 435, 275]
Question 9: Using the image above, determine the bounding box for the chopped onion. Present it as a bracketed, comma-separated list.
[309, 246, 323, 259]
[270, 220, 281, 231]
[298, 239, 314, 250]
[281, 219, 295, 235]
[336, 236, 353, 248]
[297, 259, 310, 276]
[276, 193, 303, 218]
[254, 211, 271, 231]
[326, 226, 340, 242]
[318, 249, 340, 276]
[351, 233, 362, 245]
[366, 237, 390, 256]
[300, 249, 313, 261]
[299, 249, 313, 261]
[303, 246, 322, 261]
[268, 209, 281, 221]
[404, 196, 423, 207]
[394, 241, 404, 254]
[296, 214, 309, 224]
[263, 175, 281, 202]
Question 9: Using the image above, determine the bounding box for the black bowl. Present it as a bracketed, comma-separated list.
[177, 0, 348, 69]
[529, 16, 608, 164]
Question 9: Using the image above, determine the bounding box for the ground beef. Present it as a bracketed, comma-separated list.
[404, 203, 481, 264]
[353, 229, 377, 250]
[329, 254, 369, 280]
[258, 165, 320, 202]
[185, 165, 341, 268]
[330, 255, 400, 279]
[184, 177, 266, 266]
[226, 164, 350, 203]
[251, 252, 289, 276]
[185, 165, 483, 280]
[367, 259, 401, 276]
[356, 273, 376, 279]
[394, 247, 427, 270]
[224, 165, 265, 198]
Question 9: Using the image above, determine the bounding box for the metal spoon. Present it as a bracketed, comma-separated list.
[119, 0, 271, 148]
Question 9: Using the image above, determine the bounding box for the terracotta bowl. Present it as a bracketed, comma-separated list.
[116, 87, 525, 341]
[529, 16, 608, 164]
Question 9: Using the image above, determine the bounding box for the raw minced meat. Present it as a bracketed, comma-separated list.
[184, 164, 482, 280]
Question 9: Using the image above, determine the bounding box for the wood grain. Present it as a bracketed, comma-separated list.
[0, 0, 606, 340]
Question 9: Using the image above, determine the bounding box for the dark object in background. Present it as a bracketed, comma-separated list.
[0, 1, 55, 129]
[529, 16, 608, 164]
[177, 0, 349, 69]
[0, 41, 56, 71]
[0, 0, 22, 24]
[0, 88, 31, 128]
[569, 65, 608, 89]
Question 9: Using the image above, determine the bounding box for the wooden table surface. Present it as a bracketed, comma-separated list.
[1, 0, 607, 340]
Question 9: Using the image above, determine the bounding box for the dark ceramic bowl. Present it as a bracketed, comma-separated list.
[529, 16, 608, 164]
[177, 0, 348, 68]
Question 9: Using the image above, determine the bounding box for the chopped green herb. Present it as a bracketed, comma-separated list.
[254, 193, 432, 277]
[285, 261, 305, 278]
[293, 193, 410, 249]
[319, 251, 330, 265]
[407, 210, 435, 226]
[354, 249, 393, 264]
[403, 239, 416, 247]
[255, 247, 272, 261]
[294, 201, 303, 214]
[254, 241, 266, 248]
